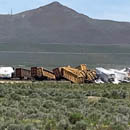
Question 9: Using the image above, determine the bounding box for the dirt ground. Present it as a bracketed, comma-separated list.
[0, 80, 70, 84]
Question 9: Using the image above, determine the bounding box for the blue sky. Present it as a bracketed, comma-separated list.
[0, 0, 129, 22]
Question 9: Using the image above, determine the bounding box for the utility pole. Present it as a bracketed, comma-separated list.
[11, 8, 13, 15]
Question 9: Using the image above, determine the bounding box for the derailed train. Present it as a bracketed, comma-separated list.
[0, 65, 130, 84]
[0, 64, 97, 83]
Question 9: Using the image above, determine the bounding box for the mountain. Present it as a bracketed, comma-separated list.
[0, 1, 130, 44]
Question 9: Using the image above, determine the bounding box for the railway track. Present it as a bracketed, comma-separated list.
[0, 79, 70, 84]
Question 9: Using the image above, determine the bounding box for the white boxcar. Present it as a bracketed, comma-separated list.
[109, 69, 128, 82]
[96, 67, 115, 83]
[96, 67, 130, 84]
[0, 67, 14, 78]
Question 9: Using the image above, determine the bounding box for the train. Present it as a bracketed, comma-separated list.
[0, 65, 97, 84]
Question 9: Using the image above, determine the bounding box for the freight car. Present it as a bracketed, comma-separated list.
[76, 64, 97, 83]
[53, 65, 97, 83]
[61, 67, 85, 83]
[31, 67, 56, 80]
[0, 67, 14, 79]
[75, 64, 88, 71]
[0, 65, 97, 84]
[53, 67, 62, 80]
[15, 68, 31, 80]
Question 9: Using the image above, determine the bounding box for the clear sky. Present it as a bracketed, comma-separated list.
[0, 0, 129, 22]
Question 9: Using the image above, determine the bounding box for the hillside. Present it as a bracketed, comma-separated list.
[0, 2, 130, 44]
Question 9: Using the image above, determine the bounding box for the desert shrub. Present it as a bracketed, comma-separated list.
[65, 93, 77, 99]
[103, 90, 128, 99]
[5, 107, 20, 118]
[44, 119, 57, 130]
[85, 90, 99, 97]
[57, 119, 70, 130]
[117, 106, 130, 115]
[99, 97, 108, 103]
[42, 100, 56, 109]
[7, 124, 25, 130]
[109, 123, 128, 130]
[74, 120, 87, 130]
[26, 107, 38, 115]
[30, 98, 41, 108]
[69, 112, 83, 124]
[86, 112, 101, 126]
[0, 83, 130, 129]
[65, 99, 79, 108]
[25, 124, 36, 130]
[0, 87, 7, 97]
[10, 92, 21, 101]
[114, 114, 129, 125]
[111, 90, 128, 99]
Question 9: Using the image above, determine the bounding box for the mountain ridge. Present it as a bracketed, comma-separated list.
[0, 1, 130, 44]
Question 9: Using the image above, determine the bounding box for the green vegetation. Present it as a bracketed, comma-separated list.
[0, 82, 130, 129]
[0, 43, 130, 68]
